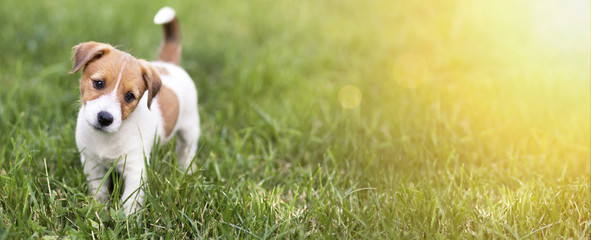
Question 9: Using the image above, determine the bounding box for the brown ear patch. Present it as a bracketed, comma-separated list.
[139, 60, 162, 109]
[158, 85, 180, 137]
[70, 42, 113, 74]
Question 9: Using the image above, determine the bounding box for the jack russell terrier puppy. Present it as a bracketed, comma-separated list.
[69, 7, 200, 216]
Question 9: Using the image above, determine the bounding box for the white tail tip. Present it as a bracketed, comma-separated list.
[154, 7, 176, 24]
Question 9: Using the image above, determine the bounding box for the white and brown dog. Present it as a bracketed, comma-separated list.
[69, 7, 199, 215]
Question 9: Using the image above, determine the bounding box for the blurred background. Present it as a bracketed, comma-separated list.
[4, 0, 586, 177]
[0, 0, 589, 205]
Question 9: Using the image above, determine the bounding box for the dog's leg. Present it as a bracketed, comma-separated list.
[120, 159, 146, 216]
[176, 121, 200, 172]
[176, 134, 198, 171]
[82, 155, 111, 203]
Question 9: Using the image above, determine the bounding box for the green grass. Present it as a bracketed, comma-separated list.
[0, 0, 589, 238]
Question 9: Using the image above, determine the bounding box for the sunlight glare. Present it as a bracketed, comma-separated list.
[530, 0, 590, 51]
[338, 85, 362, 109]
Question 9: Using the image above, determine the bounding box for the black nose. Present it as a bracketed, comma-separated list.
[97, 111, 114, 126]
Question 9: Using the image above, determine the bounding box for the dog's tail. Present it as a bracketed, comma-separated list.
[154, 7, 181, 66]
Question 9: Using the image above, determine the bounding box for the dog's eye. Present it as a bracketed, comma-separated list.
[124, 92, 136, 103]
[93, 80, 105, 90]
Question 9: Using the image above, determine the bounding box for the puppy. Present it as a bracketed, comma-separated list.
[69, 7, 200, 216]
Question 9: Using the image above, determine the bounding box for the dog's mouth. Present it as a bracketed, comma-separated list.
[88, 121, 118, 133]
[93, 124, 107, 132]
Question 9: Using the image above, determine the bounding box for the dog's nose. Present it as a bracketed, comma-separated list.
[97, 111, 114, 126]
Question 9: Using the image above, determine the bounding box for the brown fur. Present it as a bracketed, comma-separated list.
[158, 17, 181, 65]
[70, 41, 113, 74]
[157, 85, 180, 137]
[71, 42, 162, 120]
[139, 60, 162, 110]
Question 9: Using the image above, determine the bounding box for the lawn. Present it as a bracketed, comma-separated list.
[0, 0, 589, 238]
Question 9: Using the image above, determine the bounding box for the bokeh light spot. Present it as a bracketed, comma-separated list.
[393, 53, 430, 89]
[338, 85, 362, 109]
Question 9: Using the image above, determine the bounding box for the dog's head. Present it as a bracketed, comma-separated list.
[70, 41, 162, 133]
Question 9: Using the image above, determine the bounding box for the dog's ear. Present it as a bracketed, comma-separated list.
[70, 42, 113, 74]
[139, 60, 162, 109]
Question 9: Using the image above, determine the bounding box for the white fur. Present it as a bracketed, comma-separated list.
[76, 61, 200, 216]
[154, 7, 176, 24]
[82, 91, 123, 133]
[152, 62, 201, 169]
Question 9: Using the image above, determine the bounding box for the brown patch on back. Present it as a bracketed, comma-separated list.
[158, 85, 180, 137]
[154, 66, 169, 75]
